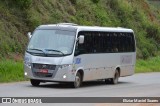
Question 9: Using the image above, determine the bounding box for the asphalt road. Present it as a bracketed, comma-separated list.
[0, 72, 160, 97]
[0, 72, 160, 106]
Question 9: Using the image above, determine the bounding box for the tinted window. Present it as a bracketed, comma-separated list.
[75, 31, 135, 55]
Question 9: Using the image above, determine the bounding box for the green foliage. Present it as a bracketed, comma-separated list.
[91, 0, 100, 4]
[146, 23, 160, 43]
[0, 60, 24, 82]
[3, 0, 32, 10]
[69, 0, 77, 5]
[13, 0, 32, 9]
[0, 0, 160, 59]
[141, 48, 150, 59]
[136, 56, 160, 73]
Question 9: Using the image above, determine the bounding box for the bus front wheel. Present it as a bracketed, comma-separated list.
[30, 79, 40, 86]
[71, 72, 82, 88]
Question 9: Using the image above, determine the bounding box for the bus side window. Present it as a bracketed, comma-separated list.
[74, 43, 79, 56]
[130, 33, 135, 52]
[74, 41, 86, 56]
[106, 33, 110, 52]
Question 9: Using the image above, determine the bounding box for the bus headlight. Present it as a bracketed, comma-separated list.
[24, 72, 28, 76]
[63, 74, 67, 79]
[24, 56, 31, 67]
[59, 64, 72, 69]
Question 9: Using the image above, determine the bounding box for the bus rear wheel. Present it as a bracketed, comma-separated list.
[111, 69, 119, 84]
[71, 72, 82, 88]
[30, 79, 40, 86]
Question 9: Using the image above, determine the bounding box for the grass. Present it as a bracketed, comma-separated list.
[0, 56, 160, 83]
[0, 60, 24, 83]
[136, 56, 160, 73]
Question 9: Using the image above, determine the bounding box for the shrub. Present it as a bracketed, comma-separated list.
[11, 0, 32, 9]
[69, 0, 77, 5]
[146, 24, 160, 43]
[142, 48, 150, 59]
[4, 0, 32, 9]
[91, 0, 100, 4]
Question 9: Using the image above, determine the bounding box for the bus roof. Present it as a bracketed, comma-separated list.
[37, 23, 134, 32]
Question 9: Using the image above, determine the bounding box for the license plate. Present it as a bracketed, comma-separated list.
[39, 69, 48, 73]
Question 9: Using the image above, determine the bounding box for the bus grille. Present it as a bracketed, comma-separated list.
[34, 72, 53, 78]
[32, 63, 56, 70]
[32, 63, 57, 78]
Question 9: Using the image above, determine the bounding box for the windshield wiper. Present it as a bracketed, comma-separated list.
[27, 48, 65, 56]
[45, 49, 64, 55]
[27, 48, 46, 54]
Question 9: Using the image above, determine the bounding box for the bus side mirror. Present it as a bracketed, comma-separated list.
[78, 35, 84, 44]
[27, 32, 32, 39]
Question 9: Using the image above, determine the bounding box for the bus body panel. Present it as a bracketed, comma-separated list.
[74, 52, 135, 81]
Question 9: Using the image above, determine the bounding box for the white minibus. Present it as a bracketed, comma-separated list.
[24, 23, 136, 88]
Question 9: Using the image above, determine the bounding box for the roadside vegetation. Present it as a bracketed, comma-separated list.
[136, 56, 160, 73]
[0, 59, 24, 82]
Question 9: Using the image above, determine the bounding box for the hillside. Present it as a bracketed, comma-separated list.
[0, 0, 160, 59]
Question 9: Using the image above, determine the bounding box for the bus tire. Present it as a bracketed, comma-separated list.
[30, 79, 40, 86]
[111, 69, 119, 84]
[71, 72, 82, 88]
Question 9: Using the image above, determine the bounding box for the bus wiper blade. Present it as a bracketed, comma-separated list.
[45, 49, 64, 55]
[27, 48, 46, 54]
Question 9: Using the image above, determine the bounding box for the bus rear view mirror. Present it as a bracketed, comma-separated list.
[27, 32, 32, 39]
[79, 35, 84, 44]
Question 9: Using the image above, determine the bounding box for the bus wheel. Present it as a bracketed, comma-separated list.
[30, 79, 40, 86]
[71, 72, 82, 88]
[111, 69, 119, 84]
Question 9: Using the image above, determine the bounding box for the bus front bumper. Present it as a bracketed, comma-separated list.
[24, 65, 76, 82]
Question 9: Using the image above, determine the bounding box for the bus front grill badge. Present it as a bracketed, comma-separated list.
[42, 65, 47, 69]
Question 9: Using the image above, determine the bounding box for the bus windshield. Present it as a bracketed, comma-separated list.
[27, 29, 76, 56]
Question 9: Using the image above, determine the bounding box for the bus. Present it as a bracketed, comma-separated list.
[24, 23, 136, 88]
